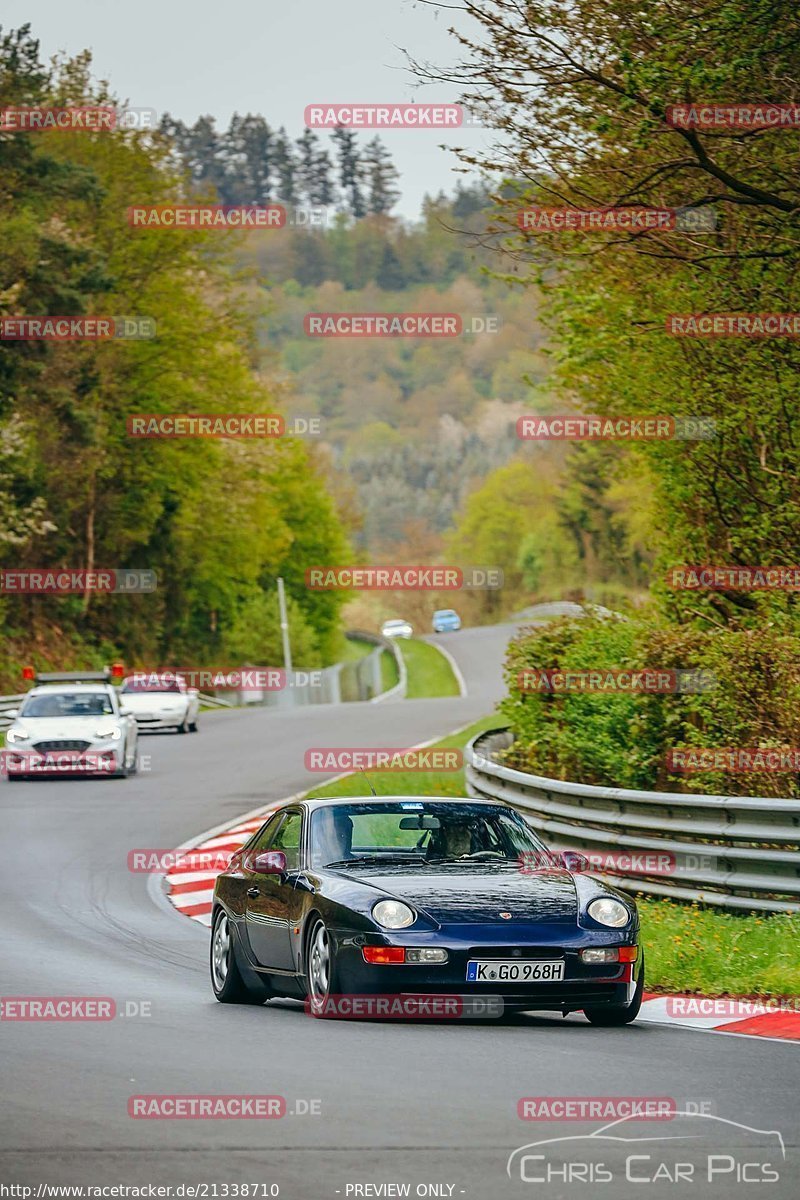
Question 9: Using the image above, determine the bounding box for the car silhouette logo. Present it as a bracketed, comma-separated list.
[499, 912, 512, 919]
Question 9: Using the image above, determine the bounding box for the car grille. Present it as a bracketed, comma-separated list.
[33, 740, 92, 753]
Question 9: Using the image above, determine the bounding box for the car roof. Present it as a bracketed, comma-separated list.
[434, 608, 457, 615]
[25, 684, 115, 696]
[298, 794, 504, 811]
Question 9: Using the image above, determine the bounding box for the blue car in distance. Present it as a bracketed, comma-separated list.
[432, 608, 461, 633]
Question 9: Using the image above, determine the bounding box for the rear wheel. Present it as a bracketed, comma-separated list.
[210, 909, 266, 1005]
[189, 720, 198, 732]
[583, 953, 645, 1026]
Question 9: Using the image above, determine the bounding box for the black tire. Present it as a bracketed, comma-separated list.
[305, 915, 340, 1018]
[210, 909, 266, 1005]
[7, 774, 26, 782]
[189, 720, 198, 733]
[177, 717, 189, 734]
[584, 953, 645, 1026]
[126, 748, 138, 776]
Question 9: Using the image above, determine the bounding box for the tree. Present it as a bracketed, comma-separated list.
[363, 136, 400, 215]
[226, 113, 273, 203]
[295, 129, 336, 206]
[272, 127, 297, 205]
[331, 126, 366, 217]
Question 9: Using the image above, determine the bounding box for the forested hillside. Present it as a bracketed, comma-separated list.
[0, 28, 350, 686]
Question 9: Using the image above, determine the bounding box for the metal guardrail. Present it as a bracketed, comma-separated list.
[466, 728, 800, 913]
[0, 695, 27, 731]
[344, 630, 407, 703]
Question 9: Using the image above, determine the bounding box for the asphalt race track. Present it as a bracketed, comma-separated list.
[2, 624, 797, 1198]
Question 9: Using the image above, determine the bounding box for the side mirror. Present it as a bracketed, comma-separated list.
[119, 707, 133, 717]
[188, 687, 199, 696]
[560, 850, 591, 873]
[251, 850, 287, 875]
[5, 709, 18, 720]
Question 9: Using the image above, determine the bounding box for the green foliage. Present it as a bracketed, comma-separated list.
[0, 28, 351, 684]
[501, 615, 800, 796]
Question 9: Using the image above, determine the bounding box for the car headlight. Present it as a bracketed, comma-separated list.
[93, 726, 122, 740]
[587, 897, 631, 928]
[372, 900, 416, 929]
[6, 728, 30, 744]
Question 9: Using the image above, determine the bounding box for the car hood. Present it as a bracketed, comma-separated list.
[121, 693, 186, 711]
[340, 863, 579, 924]
[8, 716, 117, 740]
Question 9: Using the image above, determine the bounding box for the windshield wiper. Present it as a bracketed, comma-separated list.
[324, 858, 370, 868]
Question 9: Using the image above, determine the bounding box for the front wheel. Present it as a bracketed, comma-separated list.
[583, 953, 645, 1026]
[210, 909, 266, 1004]
[305, 917, 339, 1017]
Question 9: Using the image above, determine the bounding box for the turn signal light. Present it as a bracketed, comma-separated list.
[363, 946, 406, 965]
[580, 945, 638, 964]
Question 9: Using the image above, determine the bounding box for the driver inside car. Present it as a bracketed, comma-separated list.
[427, 819, 479, 860]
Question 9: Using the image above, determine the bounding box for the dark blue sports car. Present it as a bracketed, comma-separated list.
[210, 796, 644, 1024]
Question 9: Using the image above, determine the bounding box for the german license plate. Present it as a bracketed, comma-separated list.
[466, 959, 564, 982]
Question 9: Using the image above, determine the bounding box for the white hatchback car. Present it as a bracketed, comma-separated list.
[119, 673, 199, 733]
[381, 618, 413, 640]
[3, 671, 139, 779]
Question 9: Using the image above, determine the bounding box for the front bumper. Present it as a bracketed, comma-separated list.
[2, 747, 121, 775]
[331, 924, 640, 1012]
[131, 711, 186, 730]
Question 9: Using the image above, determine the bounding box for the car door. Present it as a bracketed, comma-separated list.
[244, 809, 304, 971]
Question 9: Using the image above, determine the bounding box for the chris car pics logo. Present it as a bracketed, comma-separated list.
[507, 1111, 785, 1186]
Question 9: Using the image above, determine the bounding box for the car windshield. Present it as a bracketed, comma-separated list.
[435, 610, 456, 618]
[20, 692, 115, 717]
[309, 801, 548, 869]
[121, 679, 183, 693]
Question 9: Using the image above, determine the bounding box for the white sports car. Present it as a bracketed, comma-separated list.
[3, 671, 139, 779]
[119, 673, 199, 733]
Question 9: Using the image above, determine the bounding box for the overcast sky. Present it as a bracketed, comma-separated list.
[7, 0, 494, 217]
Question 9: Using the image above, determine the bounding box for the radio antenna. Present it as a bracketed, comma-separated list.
[359, 768, 377, 797]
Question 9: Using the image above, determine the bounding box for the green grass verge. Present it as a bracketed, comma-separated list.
[305, 714, 499, 801]
[340, 637, 377, 663]
[637, 899, 800, 996]
[380, 648, 400, 693]
[304, 715, 798, 996]
[398, 638, 460, 699]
